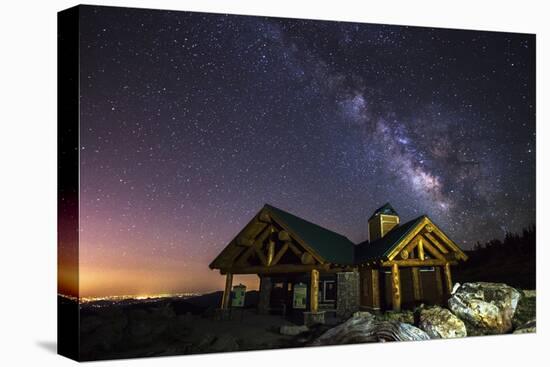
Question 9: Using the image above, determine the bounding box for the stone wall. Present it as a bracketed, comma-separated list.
[258, 276, 272, 314]
[336, 271, 360, 318]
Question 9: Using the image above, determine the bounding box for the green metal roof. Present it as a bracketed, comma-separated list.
[265, 204, 356, 265]
[355, 216, 425, 263]
[263, 204, 426, 265]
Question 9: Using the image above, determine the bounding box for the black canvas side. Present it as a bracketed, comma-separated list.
[57, 5, 80, 362]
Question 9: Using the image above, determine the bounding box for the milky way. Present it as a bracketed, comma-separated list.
[76, 6, 535, 296]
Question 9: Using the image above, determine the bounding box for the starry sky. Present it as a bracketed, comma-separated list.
[75, 5, 535, 297]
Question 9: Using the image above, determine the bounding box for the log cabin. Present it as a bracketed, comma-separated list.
[209, 203, 467, 325]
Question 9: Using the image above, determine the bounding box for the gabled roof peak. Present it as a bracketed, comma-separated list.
[369, 202, 399, 220]
[263, 203, 356, 265]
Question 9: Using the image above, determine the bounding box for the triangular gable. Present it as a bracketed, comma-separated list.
[355, 215, 468, 264]
[208, 210, 269, 269]
[209, 205, 334, 272]
[386, 216, 468, 262]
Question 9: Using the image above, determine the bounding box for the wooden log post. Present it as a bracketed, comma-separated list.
[444, 262, 453, 295]
[435, 266, 444, 302]
[390, 263, 401, 312]
[418, 238, 425, 260]
[310, 269, 319, 313]
[411, 267, 422, 302]
[221, 273, 233, 309]
[371, 268, 380, 309]
[258, 276, 272, 314]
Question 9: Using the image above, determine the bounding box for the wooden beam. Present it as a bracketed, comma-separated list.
[221, 273, 233, 309]
[248, 225, 273, 266]
[236, 236, 253, 247]
[443, 252, 458, 261]
[382, 259, 456, 267]
[391, 263, 401, 312]
[403, 235, 422, 255]
[411, 267, 422, 302]
[431, 225, 468, 261]
[424, 232, 448, 254]
[254, 245, 267, 266]
[266, 241, 275, 266]
[444, 262, 453, 295]
[425, 231, 463, 262]
[435, 267, 443, 301]
[210, 213, 269, 268]
[386, 217, 428, 259]
[237, 221, 268, 247]
[371, 268, 380, 309]
[255, 224, 273, 245]
[300, 252, 316, 265]
[310, 269, 319, 312]
[421, 239, 446, 261]
[259, 210, 271, 223]
[287, 242, 302, 257]
[271, 242, 288, 265]
[221, 264, 332, 275]
[236, 245, 256, 266]
[278, 230, 291, 242]
[418, 237, 425, 260]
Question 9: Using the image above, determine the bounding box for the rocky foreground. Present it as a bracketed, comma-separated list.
[77, 282, 535, 360]
[304, 282, 535, 346]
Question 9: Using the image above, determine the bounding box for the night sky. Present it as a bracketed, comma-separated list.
[76, 5, 535, 297]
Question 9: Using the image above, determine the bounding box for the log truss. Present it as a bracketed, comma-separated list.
[361, 219, 466, 311]
[210, 207, 349, 276]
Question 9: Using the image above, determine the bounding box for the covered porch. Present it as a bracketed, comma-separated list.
[219, 265, 358, 325]
[357, 218, 467, 311]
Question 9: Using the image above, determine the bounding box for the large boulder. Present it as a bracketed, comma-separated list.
[309, 313, 429, 346]
[418, 306, 467, 339]
[448, 282, 521, 334]
[353, 311, 377, 319]
[379, 310, 415, 324]
[512, 290, 536, 329]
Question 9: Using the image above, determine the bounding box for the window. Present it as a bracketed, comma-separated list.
[420, 267, 435, 272]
